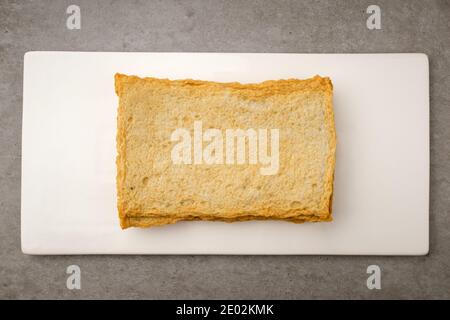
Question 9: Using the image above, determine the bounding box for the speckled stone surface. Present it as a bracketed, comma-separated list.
[0, 0, 449, 299]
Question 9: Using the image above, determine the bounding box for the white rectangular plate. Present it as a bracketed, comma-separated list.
[21, 52, 429, 255]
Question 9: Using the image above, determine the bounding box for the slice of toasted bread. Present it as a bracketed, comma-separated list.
[115, 74, 336, 229]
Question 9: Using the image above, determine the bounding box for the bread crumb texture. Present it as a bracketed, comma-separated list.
[115, 74, 336, 228]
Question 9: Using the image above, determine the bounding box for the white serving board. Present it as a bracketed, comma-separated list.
[21, 52, 429, 255]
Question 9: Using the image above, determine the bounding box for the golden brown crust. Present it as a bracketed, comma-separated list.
[121, 214, 332, 229]
[115, 73, 336, 229]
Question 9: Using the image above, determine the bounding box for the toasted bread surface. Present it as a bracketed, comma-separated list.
[115, 74, 336, 228]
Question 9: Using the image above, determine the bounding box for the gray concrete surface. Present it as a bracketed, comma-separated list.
[1, 0, 449, 299]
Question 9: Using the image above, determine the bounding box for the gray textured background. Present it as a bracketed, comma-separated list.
[1, 0, 449, 299]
